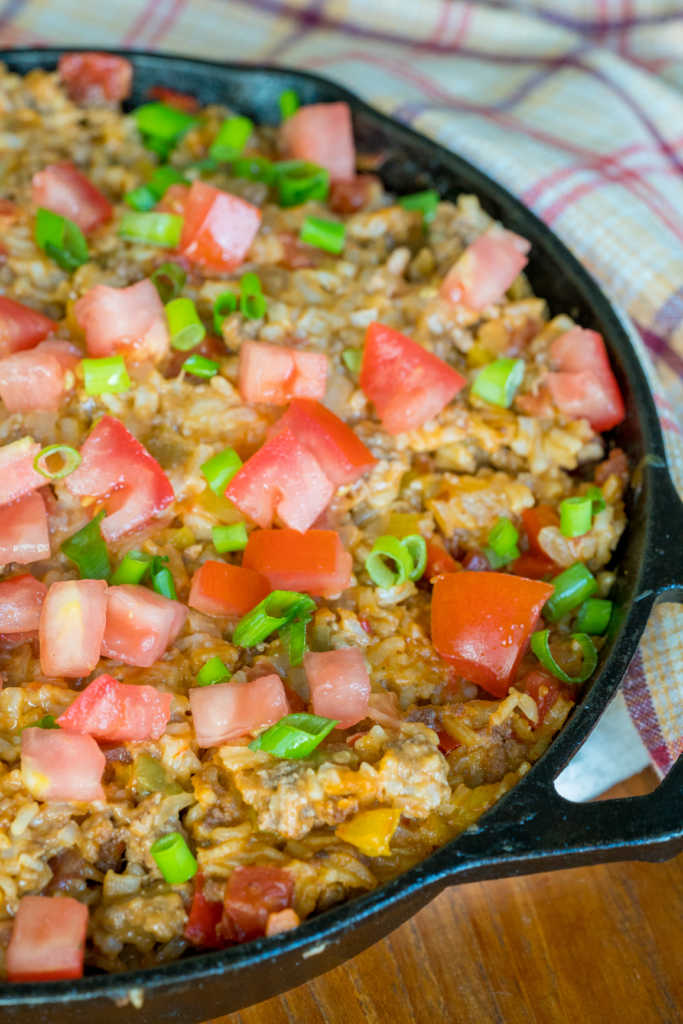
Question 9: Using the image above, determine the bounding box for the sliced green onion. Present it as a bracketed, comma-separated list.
[398, 189, 439, 223]
[543, 562, 597, 623]
[575, 598, 613, 635]
[281, 617, 309, 666]
[61, 510, 110, 580]
[586, 484, 606, 514]
[212, 523, 248, 553]
[559, 496, 593, 538]
[183, 354, 218, 378]
[151, 261, 186, 303]
[300, 216, 345, 255]
[82, 355, 131, 396]
[125, 166, 185, 211]
[143, 135, 174, 160]
[231, 155, 275, 184]
[274, 160, 330, 207]
[34, 444, 81, 481]
[35, 208, 89, 271]
[201, 447, 242, 494]
[249, 713, 337, 759]
[209, 116, 253, 161]
[213, 291, 239, 334]
[124, 184, 157, 212]
[110, 550, 152, 585]
[152, 566, 177, 600]
[166, 297, 206, 351]
[196, 656, 231, 686]
[118, 211, 183, 248]
[342, 348, 362, 374]
[134, 103, 198, 143]
[472, 358, 525, 408]
[531, 629, 598, 685]
[150, 831, 197, 884]
[239, 272, 267, 320]
[365, 536, 414, 588]
[485, 516, 520, 568]
[279, 89, 300, 120]
[233, 591, 316, 648]
[402, 534, 427, 581]
[35, 714, 59, 730]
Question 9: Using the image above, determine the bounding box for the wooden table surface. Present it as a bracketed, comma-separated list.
[209, 769, 682, 1024]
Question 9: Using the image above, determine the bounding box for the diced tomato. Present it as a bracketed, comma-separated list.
[511, 504, 560, 577]
[265, 907, 300, 937]
[21, 727, 105, 802]
[0, 574, 47, 632]
[179, 181, 262, 274]
[0, 491, 50, 566]
[303, 648, 370, 728]
[57, 672, 172, 741]
[157, 183, 190, 216]
[74, 279, 170, 363]
[431, 571, 554, 697]
[58, 52, 133, 105]
[440, 225, 531, 311]
[184, 874, 225, 948]
[329, 175, 379, 214]
[101, 585, 187, 667]
[189, 673, 289, 747]
[518, 669, 572, 726]
[424, 539, 459, 580]
[0, 296, 56, 357]
[65, 416, 175, 542]
[272, 398, 377, 486]
[238, 341, 328, 406]
[360, 322, 466, 434]
[225, 428, 334, 532]
[0, 438, 45, 508]
[188, 561, 270, 619]
[39, 579, 107, 678]
[510, 551, 556, 579]
[547, 327, 625, 432]
[281, 102, 355, 182]
[31, 162, 112, 234]
[147, 85, 200, 113]
[221, 865, 294, 943]
[6, 895, 88, 982]
[243, 528, 351, 597]
[0, 339, 78, 413]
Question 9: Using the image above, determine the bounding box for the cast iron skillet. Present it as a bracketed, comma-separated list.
[1, 49, 682, 1023]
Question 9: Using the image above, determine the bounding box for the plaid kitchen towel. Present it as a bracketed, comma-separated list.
[1, 0, 682, 778]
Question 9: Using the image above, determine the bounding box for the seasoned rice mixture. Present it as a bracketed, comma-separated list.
[0, 56, 629, 979]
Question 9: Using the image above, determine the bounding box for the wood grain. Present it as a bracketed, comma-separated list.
[207, 769, 682, 1024]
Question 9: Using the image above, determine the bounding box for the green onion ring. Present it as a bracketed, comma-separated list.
[365, 536, 414, 588]
[33, 443, 81, 481]
[530, 629, 598, 684]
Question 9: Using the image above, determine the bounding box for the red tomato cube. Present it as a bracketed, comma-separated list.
[179, 181, 262, 274]
[0, 491, 50, 566]
[39, 579, 108, 678]
[238, 341, 328, 406]
[184, 874, 225, 948]
[0, 340, 78, 413]
[65, 416, 174, 542]
[225, 428, 335, 532]
[74, 279, 170, 362]
[440, 225, 531, 311]
[188, 560, 270, 619]
[0, 437, 47, 508]
[21, 727, 106, 802]
[303, 648, 370, 728]
[101, 585, 188, 667]
[58, 52, 133, 105]
[243, 528, 351, 597]
[271, 398, 376, 487]
[189, 673, 289, 746]
[221, 865, 294, 943]
[360, 322, 466, 434]
[6, 895, 89, 982]
[32, 161, 113, 234]
[0, 296, 56, 357]
[57, 672, 172, 741]
[431, 571, 554, 697]
[281, 102, 355, 182]
[547, 327, 625, 432]
[0, 574, 47, 633]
